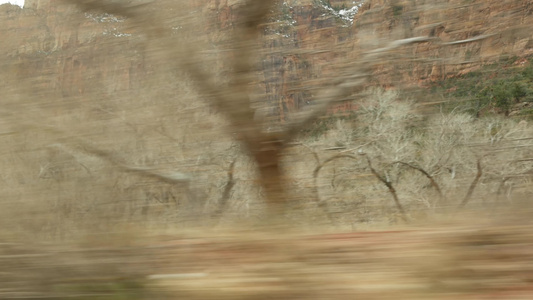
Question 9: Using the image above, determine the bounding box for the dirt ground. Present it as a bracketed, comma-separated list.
[146, 223, 533, 299]
[2, 210, 533, 299]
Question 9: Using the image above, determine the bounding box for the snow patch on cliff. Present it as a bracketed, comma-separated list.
[317, 1, 363, 26]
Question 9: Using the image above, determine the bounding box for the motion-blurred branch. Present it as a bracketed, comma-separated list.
[14, 119, 191, 185]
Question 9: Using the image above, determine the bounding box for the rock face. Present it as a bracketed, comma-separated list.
[1, 0, 146, 106]
[354, 0, 533, 86]
[1, 0, 533, 119]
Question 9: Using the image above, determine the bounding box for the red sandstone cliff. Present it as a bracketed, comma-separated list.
[1, 0, 532, 118]
[354, 0, 533, 86]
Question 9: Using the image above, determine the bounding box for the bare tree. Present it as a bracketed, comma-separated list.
[57, 0, 436, 219]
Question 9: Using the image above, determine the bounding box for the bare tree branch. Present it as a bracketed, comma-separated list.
[458, 158, 483, 209]
[212, 159, 237, 219]
[442, 34, 495, 46]
[362, 154, 408, 223]
[366, 36, 436, 56]
[312, 154, 359, 223]
[285, 36, 433, 140]
[392, 161, 445, 204]
[295, 143, 321, 166]
[16, 120, 191, 184]
[313, 154, 359, 180]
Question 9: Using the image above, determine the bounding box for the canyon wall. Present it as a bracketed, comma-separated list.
[355, 0, 533, 86]
[1, 0, 532, 118]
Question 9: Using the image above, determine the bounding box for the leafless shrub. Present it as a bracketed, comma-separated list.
[309, 88, 533, 226]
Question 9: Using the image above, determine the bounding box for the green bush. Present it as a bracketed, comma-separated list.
[434, 56, 533, 116]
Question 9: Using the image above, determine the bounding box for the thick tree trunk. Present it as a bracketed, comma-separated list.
[247, 137, 288, 215]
